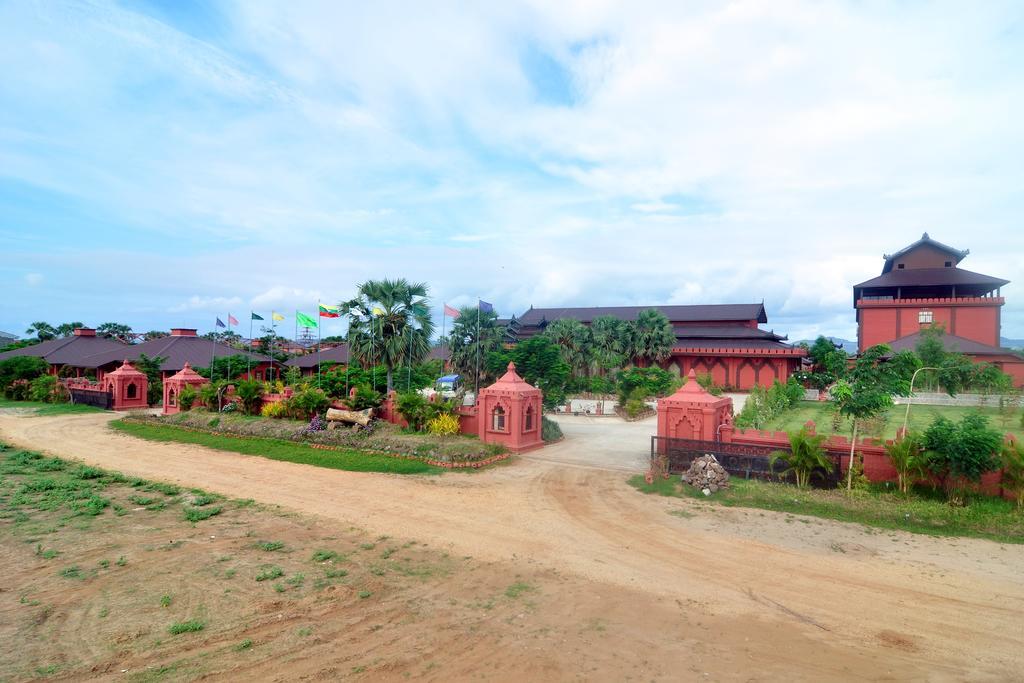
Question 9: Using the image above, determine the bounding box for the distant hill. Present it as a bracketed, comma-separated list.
[1002, 337, 1024, 350]
[794, 337, 858, 354]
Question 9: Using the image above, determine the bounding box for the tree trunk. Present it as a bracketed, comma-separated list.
[846, 419, 859, 493]
[386, 368, 393, 393]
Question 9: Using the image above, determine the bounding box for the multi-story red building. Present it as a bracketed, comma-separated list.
[513, 303, 805, 390]
[854, 233, 1024, 386]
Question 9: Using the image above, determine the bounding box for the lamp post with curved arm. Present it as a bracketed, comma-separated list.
[902, 366, 940, 434]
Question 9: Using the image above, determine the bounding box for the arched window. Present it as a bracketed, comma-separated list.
[492, 405, 506, 431]
[524, 404, 534, 431]
[126, 383, 137, 399]
[168, 389, 177, 407]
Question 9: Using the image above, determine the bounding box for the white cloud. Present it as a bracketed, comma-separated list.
[169, 295, 243, 313]
[24, 273, 43, 286]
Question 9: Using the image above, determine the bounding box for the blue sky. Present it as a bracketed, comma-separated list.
[2, 0, 1022, 341]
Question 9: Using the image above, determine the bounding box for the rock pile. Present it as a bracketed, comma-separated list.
[681, 454, 730, 495]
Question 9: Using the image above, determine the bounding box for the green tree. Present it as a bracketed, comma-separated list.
[832, 344, 911, 492]
[590, 315, 628, 374]
[446, 306, 503, 392]
[234, 379, 265, 416]
[799, 336, 848, 389]
[486, 336, 570, 409]
[142, 330, 169, 341]
[625, 309, 675, 366]
[0, 356, 49, 389]
[923, 413, 1003, 501]
[197, 355, 252, 382]
[543, 318, 593, 379]
[342, 278, 435, 392]
[770, 427, 832, 488]
[97, 322, 135, 343]
[25, 322, 57, 341]
[55, 322, 85, 338]
[134, 353, 167, 405]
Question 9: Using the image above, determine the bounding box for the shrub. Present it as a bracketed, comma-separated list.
[29, 375, 59, 403]
[541, 416, 562, 442]
[5, 379, 31, 401]
[884, 432, 930, 494]
[198, 382, 225, 412]
[288, 387, 330, 419]
[695, 373, 723, 396]
[1000, 439, 1024, 508]
[616, 366, 679, 404]
[923, 413, 1003, 500]
[261, 401, 288, 418]
[235, 379, 265, 416]
[426, 413, 460, 436]
[624, 398, 648, 419]
[396, 391, 431, 431]
[178, 385, 197, 411]
[0, 356, 49, 391]
[348, 384, 383, 411]
[735, 378, 804, 429]
[769, 427, 832, 488]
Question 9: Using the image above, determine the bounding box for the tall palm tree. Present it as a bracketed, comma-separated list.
[447, 306, 503, 390]
[25, 322, 57, 341]
[55, 322, 85, 337]
[589, 315, 628, 374]
[341, 279, 435, 392]
[626, 309, 675, 366]
[543, 318, 592, 378]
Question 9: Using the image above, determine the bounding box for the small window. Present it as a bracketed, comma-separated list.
[492, 406, 506, 431]
[897, 263, 905, 269]
[918, 310, 933, 324]
[126, 383, 137, 399]
[524, 405, 534, 431]
[944, 261, 952, 267]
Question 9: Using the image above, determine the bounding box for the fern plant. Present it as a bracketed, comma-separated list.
[1000, 440, 1024, 509]
[884, 432, 930, 494]
[769, 427, 832, 488]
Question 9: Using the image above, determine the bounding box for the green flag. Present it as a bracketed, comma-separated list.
[296, 311, 318, 329]
[251, 312, 264, 321]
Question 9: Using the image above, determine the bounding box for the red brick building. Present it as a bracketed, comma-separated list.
[854, 233, 1024, 386]
[514, 303, 805, 390]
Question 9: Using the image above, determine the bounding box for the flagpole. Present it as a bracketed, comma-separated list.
[317, 300, 322, 389]
[475, 301, 481, 399]
[210, 318, 217, 385]
[270, 316, 276, 383]
[248, 314, 253, 378]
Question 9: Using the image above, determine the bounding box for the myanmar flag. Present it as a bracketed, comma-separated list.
[319, 303, 341, 318]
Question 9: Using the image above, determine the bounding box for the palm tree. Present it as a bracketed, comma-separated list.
[884, 432, 930, 494]
[55, 322, 85, 337]
[25, 322, 57, 341]
[543, 318, 592, 378]
[626, 309, 675, 366]
[341, 279, 435, 392]
[590, 315, 628, 374]
[447, 306, 503, 390]
[770, 427, 832, 488]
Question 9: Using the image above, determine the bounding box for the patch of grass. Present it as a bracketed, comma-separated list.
[34, 664, 61, 677]
[505, 581, 535, 599]
[628, 475, 1024, 543]
[255, 565, 284, 582]
[111, 419, 444, 475]
[234, 639, 253, 651]
[0, 397, 103, 416]
[191, 493, 216, 507]
[359, 542, 376, 551]
[59, 565, 83, 579]
[255, 540, 284, 552]
[129, 495, 157, 506]
[311, 549, 341, 563]
[168, 619, 205, 635]
[324, 568, 348, 579]
[297, 627, 312, 637]
[183, 506, 222, 523]
[286, 573, 305, 587]
[357, 590, 372, 599]
[116, 555, 127, 566]
[35, 544, 59, 560]
[160, 594, 172, 608]
[668, 509, 695, 519]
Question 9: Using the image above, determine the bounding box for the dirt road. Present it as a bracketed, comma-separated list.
[3, 411, 1023, 680]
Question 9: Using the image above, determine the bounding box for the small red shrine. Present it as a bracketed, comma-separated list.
[476, 362, 543, 453]
[162, 362, 208, 415]
[656, 370, 733, 441]
[103, 360, 149, 410]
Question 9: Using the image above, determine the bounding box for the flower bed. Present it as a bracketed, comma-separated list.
[124, 412, 507, 466]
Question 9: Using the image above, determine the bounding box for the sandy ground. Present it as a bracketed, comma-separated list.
[2, 411, 1024, 681]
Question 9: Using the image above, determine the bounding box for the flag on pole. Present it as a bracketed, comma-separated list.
[251, 312, 264, 321]
[296, 311, 318, 329]
[443, 304, 459, 317]
[478, 300, 493, 313]
[228, 314, 239, 326]
[215, 318, 226, 328]
[319, 303, 341, 318]
[272, 312, 285, 322]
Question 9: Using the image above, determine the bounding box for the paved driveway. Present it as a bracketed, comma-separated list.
[529, 414, 655, 472]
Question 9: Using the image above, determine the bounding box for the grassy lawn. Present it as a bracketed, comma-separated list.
[0, 397, 103, 416]
[110, 419, 444, 475]
[629, 475, 1024, 544]
[760, 400, 1018, 439]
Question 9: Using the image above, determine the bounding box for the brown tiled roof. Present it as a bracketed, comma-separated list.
[518, 303, 768, 326]
[285, 345, 350, 368]
[672, 338, 803, 353]
[885, 332, 1019, 357]
[671, 325, 787, 341]
[0, 335, 127, 365]
[882, 232, 968, 273]
[854, 267, 1008, 290]
[78, 336, 270, 372]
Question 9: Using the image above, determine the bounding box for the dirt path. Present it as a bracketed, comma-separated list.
[3, 411, 1024, 680]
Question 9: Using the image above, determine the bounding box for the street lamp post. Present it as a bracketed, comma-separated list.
[901, 366, 940, 434]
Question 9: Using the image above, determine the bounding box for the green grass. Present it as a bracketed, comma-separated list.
[504, 581, 535, 599]
[110, 419, 444, 475]
[255, 565, 284, 582]
[759, 401, 1014, 440]
[255, 540, 284, 552]
[168, 619, 205, 635]
[183, 505, 222, 523]
[629, 475, 1024, 543]
[0, 397, 103, 416]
